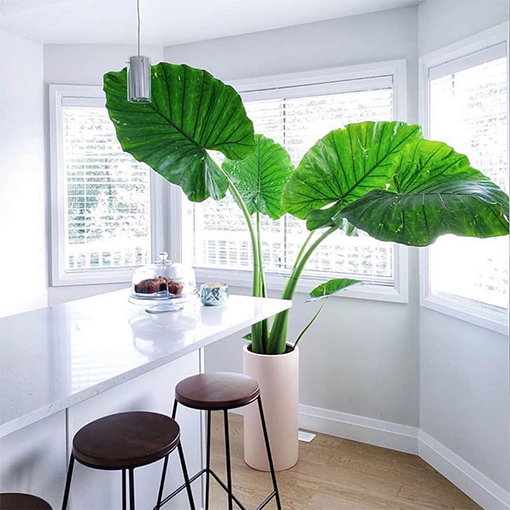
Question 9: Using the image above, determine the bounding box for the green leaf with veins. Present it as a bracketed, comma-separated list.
[223, 134, 294, 220]
[282, 121, 423, 225]
[309, 278, 361, 301]
[306, 202, 359, 235]
[103, 63, 255, 203]
[340, 139, 509, 246]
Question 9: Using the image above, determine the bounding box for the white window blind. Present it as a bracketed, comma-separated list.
[61, 104, 152, 275]
[183, 80, 396, 285]
[428, 51, 508, 310]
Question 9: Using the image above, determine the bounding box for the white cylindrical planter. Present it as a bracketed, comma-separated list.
[243, 344, 299, 472]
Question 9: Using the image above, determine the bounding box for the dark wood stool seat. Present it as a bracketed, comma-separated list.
[175, 372, 260, 411]
[0, 493, 52, 510]
[73, 411, 180, 469]
[62, 411, 195, 510]
[159, 372, 281, 510]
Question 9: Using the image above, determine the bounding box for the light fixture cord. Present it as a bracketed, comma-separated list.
[136, 0, 141, 56]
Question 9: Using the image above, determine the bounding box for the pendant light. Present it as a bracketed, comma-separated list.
[128, 0, 151, 103]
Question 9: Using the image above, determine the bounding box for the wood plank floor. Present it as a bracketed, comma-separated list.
[207, 413, 481, 510]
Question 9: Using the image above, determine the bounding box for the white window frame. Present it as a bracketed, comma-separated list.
[419, 23, 510, 335]
[170, 60, 409, 303]
[49, 84, 166, 286]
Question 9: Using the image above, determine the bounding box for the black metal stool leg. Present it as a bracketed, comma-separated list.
[178, 442, 196, 510]
[223, 410, 234, 510]
[205, 410, 211, 510]
[62, 454, 75, 510]
[122, 469, 127, 510]
[173, 398, 196, 510]
[156, 455, 169, 509]
[257, 396, 282, 510]
[129, 468, 135, 510]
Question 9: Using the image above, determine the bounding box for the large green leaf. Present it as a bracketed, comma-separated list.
[340, 140, 509, 246]
[282, 121, 422, 224]
[103, 63, 255, 202]
[306, 203, 359, 235]
[222, 135, 294, 219]
[309, 278, 361, 301]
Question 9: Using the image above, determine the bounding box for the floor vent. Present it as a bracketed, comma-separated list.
[298, 430, 316, 442]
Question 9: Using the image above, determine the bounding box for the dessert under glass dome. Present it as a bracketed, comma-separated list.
[130, 252, 197, 308]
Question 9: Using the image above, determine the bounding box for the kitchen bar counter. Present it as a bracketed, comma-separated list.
[0, 289, 291, 438]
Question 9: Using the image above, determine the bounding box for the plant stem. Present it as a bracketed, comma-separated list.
[256, 213, 266, 297]
[267, 226, 338, 354]
[292, 230, 314, 273]
[227, 179, 260, 293]
[256, 213, 269, 351]
[283, 226, 337, 300]
[292, 298, 328, 350]
[221, 169, 265, 353]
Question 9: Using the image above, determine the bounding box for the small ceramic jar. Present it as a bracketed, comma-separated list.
[200, 283, 229, 306]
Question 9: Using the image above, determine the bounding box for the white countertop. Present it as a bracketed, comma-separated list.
[0, 289, 291, 438]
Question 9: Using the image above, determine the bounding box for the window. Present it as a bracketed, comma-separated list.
[180, 64, 409, 301]
[50, 85, 154, 285]
[420, 27, 509, 333]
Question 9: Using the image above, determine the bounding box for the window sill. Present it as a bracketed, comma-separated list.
[51, 267, 135, 287]
[421, 293, 509, 336]
[52, 266, 409, 305]
[194, 267, 409, 304]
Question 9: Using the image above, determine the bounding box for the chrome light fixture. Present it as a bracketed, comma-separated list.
[128, 0, 151, 103]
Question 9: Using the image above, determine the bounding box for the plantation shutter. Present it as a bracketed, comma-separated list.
[184, 77, 397, 285]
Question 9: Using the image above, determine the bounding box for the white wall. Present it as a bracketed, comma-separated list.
[0, 31, 47, 318]
[204, 280, 421, 426]
[44, 44, 164, 86]
[418, 0, 510, 494]
[419, 0, 509, 55]
[164, 6, 419, 123]
[43, 44, 165, 306]
[420, 314, 509, 489]
[164, 6, 422, 428]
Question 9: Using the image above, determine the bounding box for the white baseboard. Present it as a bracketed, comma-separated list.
[418, 431, 510, 510]
[299, 404, 419, 454]
[297, 404, 510, 510]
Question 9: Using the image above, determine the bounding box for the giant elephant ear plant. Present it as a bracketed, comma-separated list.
[104, 63, 510, 355]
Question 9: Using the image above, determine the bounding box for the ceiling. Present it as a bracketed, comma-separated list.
[0, 0, 421, 46]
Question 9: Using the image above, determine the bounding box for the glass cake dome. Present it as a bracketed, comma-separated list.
[130, 252, 197, 303]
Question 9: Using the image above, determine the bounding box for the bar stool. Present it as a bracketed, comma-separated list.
[158, 372, 282, 510]
[61, 411, 195, 510]
[0, 493, 52, 510]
